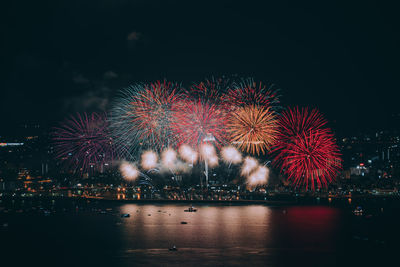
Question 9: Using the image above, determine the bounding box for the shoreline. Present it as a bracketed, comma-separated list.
[1, 195, 400, 206]
[0, 196, 295, 205]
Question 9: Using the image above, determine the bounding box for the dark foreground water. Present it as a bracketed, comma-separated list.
[1, 198, 399, 266]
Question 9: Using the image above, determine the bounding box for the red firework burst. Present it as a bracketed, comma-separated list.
[190, 77, 231, 105]
[171, 100, 228, 148]
[223, 78, 279, 109]
[129, 80, 184, 150]
[277, 106, 329, 137]
[273, 107, 342, 190]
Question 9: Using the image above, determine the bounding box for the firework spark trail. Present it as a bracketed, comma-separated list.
[273, 107, 342, 190]
[52, 112, 113, 174]
[227, 105, 279, 155]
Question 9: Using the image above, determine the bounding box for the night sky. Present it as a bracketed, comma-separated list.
[1, 0, 399, 135]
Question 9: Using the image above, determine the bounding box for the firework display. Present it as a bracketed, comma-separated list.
[172, 99, 228, 148]
[223, 78, 279, 109]
[52, 112, 113, 173]
[227, 105, 279, 155]
[54, 77, 342, 190]
[190, 77, 234, 109]
[276, 106, 329, 138]
[273, 107, 342, 190]
[109, 80, 184, 158]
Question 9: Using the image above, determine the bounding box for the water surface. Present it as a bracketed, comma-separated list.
[1, 200, 398, 266]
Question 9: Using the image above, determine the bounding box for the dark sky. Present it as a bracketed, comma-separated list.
[1, 0, 399, 135]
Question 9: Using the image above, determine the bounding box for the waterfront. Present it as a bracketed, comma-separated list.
[1, 198, 399, 266]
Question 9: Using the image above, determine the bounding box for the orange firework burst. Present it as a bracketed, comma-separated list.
[227, 105, 279, 155]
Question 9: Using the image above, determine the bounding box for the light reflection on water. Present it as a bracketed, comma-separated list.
[117, 204, 341, 266]
[120, 204, 278, 265]
[120, 204, 338, 262]
[4, 199, 397, 266]
[119, 205, 273, 249]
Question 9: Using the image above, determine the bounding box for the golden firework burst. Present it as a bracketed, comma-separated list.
[227, 105, 278, 155]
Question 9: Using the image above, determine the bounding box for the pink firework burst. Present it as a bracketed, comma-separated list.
[52, 113, 113, 174]
[171, 99, 228, 149]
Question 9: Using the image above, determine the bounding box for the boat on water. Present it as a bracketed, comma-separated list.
[353, 206, 363, 215]
[121, 213, 130, 218]
[184, 205, 197, 212]
[169, 245, 178, 251]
